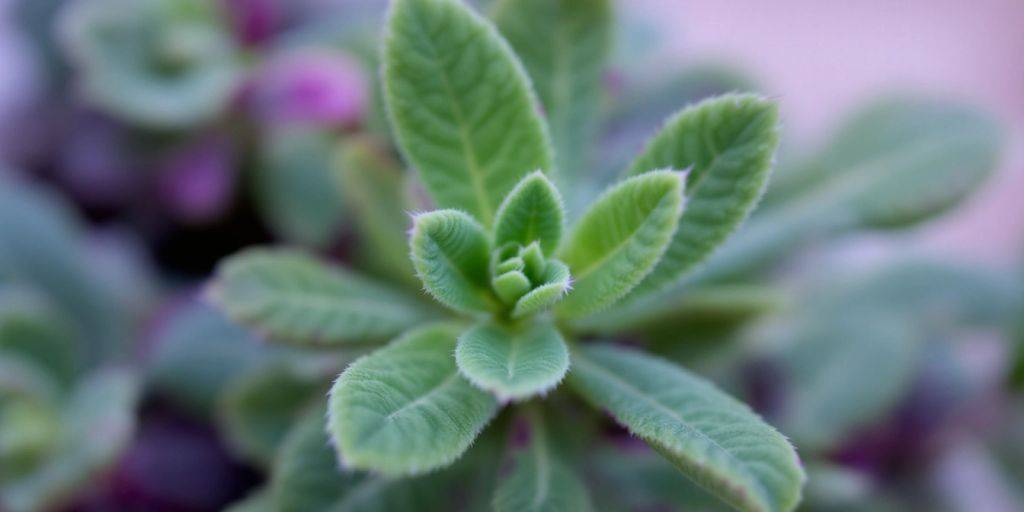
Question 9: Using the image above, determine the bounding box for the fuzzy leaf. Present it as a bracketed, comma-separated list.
[493, 409, 593, 511]
[455, 321, 569, 401]
[254, 129, 346, 249]
[569, 343, 805, 512]
[337, 138, 418, 287]
[556, 171, 684, 317]
[210, 249, 429, 346]
[512, 260, 571, 318]
[493, 172, 565, 256]
[410, 210, 496, 313]
[623, 94, 778, 299]
[494, 0, 612, 186]
[383, 0, 553, 225]
[328, 323, 498, 475]
[219, 363, 323, 466]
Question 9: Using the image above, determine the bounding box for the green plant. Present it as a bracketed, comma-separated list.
[210, 0, 807, 510]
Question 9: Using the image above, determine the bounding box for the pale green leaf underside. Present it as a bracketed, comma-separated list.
[494, 0, 612, 185]
[328, 323, 498, 475]
[455, 321, 569, 401]
[512, 260, 571, 318]
[492, 410, 593, 512]
[556, 171, 684, 317]
[383, 0, 553, 225]
[493, 171, 565, 256]
[569, 344, 805, 512]
[410, 210, 496, 313]
[624, 94, 779, 301]
[210, 249, 429, 346]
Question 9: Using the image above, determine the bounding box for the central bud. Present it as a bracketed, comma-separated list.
[491, 241, 548, 305]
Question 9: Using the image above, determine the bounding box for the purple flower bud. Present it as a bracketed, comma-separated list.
[247, 49, 368, 129]
[156, 138, 235, 224]
[221, 0, 284, 47]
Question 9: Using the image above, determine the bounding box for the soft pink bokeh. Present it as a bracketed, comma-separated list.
[631, 0, 1024, 265]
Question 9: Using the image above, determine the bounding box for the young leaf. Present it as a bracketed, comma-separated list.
[383, 0, 553, 225]
[493, 172, 565, 256]
[624, 94, 779, 300]
[328, 323, 498, 475]
[210, 249, 430, 346]
[512, 260, 571, 318]
[569, 343, 805, 512]
[410, 210, 496, 313]
[494, 0, 612, 187]
[492, 408, 593, 511]
[556, 171, 684, 317]
[455, 321, 569, 401]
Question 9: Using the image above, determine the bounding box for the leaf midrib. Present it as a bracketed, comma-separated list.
[573, 352, 771, 511]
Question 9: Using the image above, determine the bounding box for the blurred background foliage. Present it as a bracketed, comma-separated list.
[0, 0, 1021, 511]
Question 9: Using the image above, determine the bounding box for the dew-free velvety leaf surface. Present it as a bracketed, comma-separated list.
[494, 0, 612, 187]
[328, 323, 498, 475]
[512, 260, 571, 318]
[455, 321, 569, 401]
[624, 94, 778, 300]
[556, 171, 684, 317]
[410, 210, 496, 313]
[569, 343, 804, 512]
[492, 409, 593, 512]
[210, 249, 429, 346]
[493, 172, 565, 256]
[383, 0, 553, 225]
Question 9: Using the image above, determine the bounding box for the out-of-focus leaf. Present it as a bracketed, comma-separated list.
[255, 129, 347, 249]
[494, 0, 612, 190]
[0, 289, 78, 390]
[210, 249, 431, 346]
[1, 370, 139, 512]
[622, 94, 779, 300]
[557, 171, 683, 317]
[327, 323, 498, 476]
[691, 97, 1003, 285]
[493, 172, 565, 256]
[0, 178, 122, 365]
[0, 356, 60, 403]
[58, 0, 242, 128]
[383, 0, 553, 225]
[569, 343, 805, 512]
[780, 314, 919, 451]
[219, 363, 324, 466]
[492, 407, 593, 512]
[271, 405, 362, 512]
[336, 138, 418, 287]
[146, 301, 272, 417]
[410, 210, 497, 313]
[455, 321, 569, 401]
[224, 488, 275, 512]
[589, 445, 730, 512]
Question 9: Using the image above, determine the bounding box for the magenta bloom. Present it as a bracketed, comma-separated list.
[247, 49, 368, 129]
[156, 138, 235, 224]
[222, 0, 284, 46]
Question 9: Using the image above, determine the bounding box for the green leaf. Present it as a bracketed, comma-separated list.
[493, 172, 565, 256]
[383, 0, 553, 225]
[254, 129, 346, 249]
[0, 290, 78, 390]
[210, 249, 430, 346]
[455, 321, 569, 401]
[219, 363, 323, 466]
[494, 0, 612, 187]
[225, 488, 275, 512]
[622, 94, 779, 299]
[556, 171, 684, 317]
[410, 210, 496, 313]
[779, 314, 919, 452]
[328, 323, 499, 475]
[492, 408, 593, 512]
[512, 260, 571, 318]
[336, 138, 418, 287]
[569, 343, 805, 512]
[271, 405, 361, 512]
[1, 370, 139, 512]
